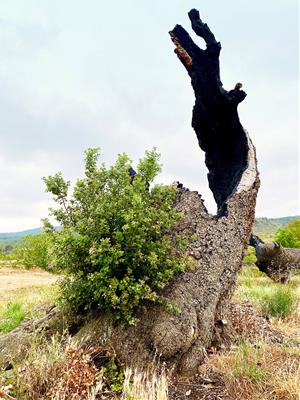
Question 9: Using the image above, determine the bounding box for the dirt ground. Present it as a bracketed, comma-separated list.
[0, 265, 58, 302]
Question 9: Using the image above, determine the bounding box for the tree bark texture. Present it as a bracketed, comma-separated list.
[250, 234, 300, 283]
[0, 10, 260, 377]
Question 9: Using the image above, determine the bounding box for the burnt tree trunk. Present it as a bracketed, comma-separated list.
[0, 10, 259, 377]
[250, 234, 300, 283]
[73, 9, 259, 376]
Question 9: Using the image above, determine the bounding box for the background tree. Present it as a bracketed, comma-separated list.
[14, 233, 51, 270]
[274, 220, 300, 248]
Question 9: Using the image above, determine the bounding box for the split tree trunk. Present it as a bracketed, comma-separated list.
[250, 234, 300, 283]
[0, 9, 260, 377]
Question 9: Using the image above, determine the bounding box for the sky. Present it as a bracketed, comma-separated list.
[0, 0, 299, 232]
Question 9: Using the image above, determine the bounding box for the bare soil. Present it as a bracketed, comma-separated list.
[0, 266, 58, 302]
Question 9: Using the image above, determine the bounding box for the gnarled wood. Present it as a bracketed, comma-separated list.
[250, 234, 300, 282]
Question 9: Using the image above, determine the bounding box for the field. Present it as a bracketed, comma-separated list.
[0, 256, 299, 399]
[0, 264, 58, 334]
[0, 265, 57, 299]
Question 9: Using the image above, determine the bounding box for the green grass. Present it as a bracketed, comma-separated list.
[232, 340, 267, 382]
[0, 285, 59, 334]
[260, 286, 296, 318]
[236, 252, 299, 320]
[0, 302, 26, 333]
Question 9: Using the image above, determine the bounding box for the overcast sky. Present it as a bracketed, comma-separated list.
[0, 0, 299, 232]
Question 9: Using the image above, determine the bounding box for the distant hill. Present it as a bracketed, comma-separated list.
[253, 216, 300, 236]
[0, 228, 41, 247]
[0, 216, 299, 247]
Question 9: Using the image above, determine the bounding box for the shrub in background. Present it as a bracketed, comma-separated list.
[0, 245, 14, 261]
[14, 233, 51, 270]
[43, 148, 191, 324]
[274, 220, 300, 248]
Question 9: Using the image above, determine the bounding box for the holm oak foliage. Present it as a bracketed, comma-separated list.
[43, 148, 191, 324]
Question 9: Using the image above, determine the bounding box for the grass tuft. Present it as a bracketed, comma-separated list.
[0, 302, 26, 333]
[0, 285, 59, 334]
[261, 286, 297, 318]
[122, 367, 168, 400]
[236, 265, 299, 321]
[232, 341, 267, 382]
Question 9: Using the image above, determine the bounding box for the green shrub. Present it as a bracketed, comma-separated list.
[14, 233, 51, 270]
[0, 244, 15, 261]
[260, 286, 297, 318]
[43, 148, 191, 324]
[274, 220, 300, 248]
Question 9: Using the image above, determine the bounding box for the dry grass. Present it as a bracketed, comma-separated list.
[0, 267, 58, 304]
[0, 266, 59, 333]
[1, 260, 299, 400]
[1, 334, 169, 400]
[204, 340, 300, 400]
[205, 264, 300, 400]
[0, 284, 59, 312]
[16, 335, 103, 400]
[122, 367, 168, 400]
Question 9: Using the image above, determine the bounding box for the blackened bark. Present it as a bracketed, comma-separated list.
[170, 9, 248, 213]
[250, 234, 300, 282]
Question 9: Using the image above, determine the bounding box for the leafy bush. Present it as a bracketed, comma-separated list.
[14, 233, 51, 270]
[43, 148, 191, 324]
[274, 220, 300, 248]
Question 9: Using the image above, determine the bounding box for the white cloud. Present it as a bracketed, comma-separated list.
[0, 0, 298, 231]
